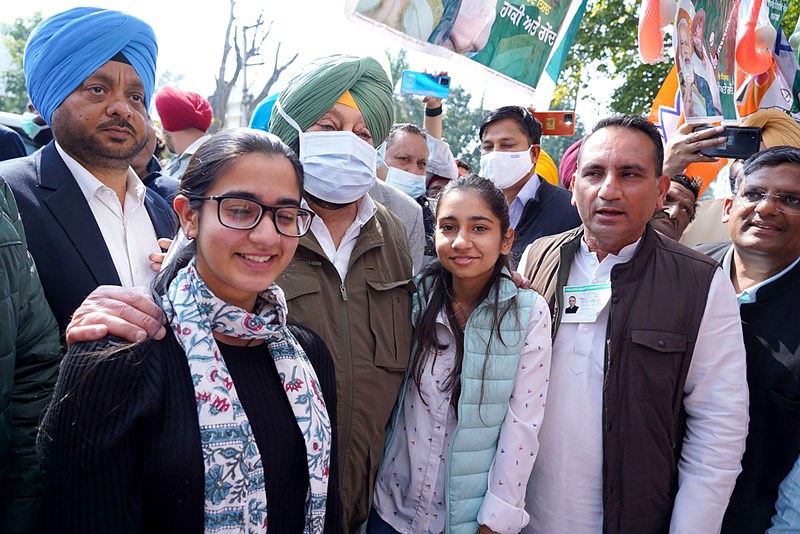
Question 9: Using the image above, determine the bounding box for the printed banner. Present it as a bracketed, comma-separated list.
[347, 0, 588, 99]
[674, 0, 739, 123]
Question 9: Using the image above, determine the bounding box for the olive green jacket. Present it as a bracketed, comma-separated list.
[0, 177, 60, 533]
[277, 203, 413, 532]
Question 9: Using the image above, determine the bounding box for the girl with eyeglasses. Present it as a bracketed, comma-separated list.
[38, 129, 342, 534]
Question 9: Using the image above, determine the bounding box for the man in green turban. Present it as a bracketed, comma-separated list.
[271, 55, 415, 531]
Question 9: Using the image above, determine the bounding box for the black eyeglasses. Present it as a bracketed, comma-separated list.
[191, 195, 315, 237]
[736, 188, 800, 216]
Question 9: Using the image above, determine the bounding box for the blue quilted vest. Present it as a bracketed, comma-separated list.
[382, 269, 536, 534]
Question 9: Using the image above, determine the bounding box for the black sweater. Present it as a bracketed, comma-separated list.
[38, 324, 342, 534]
[698, 243, 800, 533]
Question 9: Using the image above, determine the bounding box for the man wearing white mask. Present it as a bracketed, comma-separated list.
[479, 106, 581, 263]
[268, 55, 414, 532]
[377, 123, 445, 264]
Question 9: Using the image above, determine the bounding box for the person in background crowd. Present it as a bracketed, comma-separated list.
[695, 146, 800, 533]
[650, 173, 702, 241]
[0, 7, 175, 333]
[518, 114, 748, 533]
[131, 115, 180, 202]
[479, 106, 581, 263]
[20, 101, 53, 147]
[534, 148, 559, 186]
[456, 158, 471, 176]
[0, 125, 26, 161]
[154, 85, 213, 179]
[0, 177, 60, 534]
[38, 129, 342, 533]
[369, 175, 551, 534]
[559, 137, 583, 189]
[378, 123, 436, 261]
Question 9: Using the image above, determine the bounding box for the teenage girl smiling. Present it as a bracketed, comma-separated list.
[369, 174, 552, 534]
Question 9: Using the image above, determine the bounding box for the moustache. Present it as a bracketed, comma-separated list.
[97, 119, 135, 134]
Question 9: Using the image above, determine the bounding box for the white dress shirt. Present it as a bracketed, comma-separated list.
[522, 238, 748, 534]
[509, 174, 541, 229]
[56, 142, 159, 288]
[165, 134, 211, 179]
[306, 194, 377, 282]
[373, 296, 551, 534]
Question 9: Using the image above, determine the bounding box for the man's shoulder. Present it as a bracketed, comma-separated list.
[0, 150, 39, 185]
[652, 231, 721, 270]
[371, 181, 423, 217]
[694, 241, 731, 263]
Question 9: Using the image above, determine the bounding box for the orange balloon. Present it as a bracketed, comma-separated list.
[736, 0, 773, 75]
[639, 0, 666, 63]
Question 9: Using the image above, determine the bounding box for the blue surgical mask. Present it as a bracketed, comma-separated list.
[385, 166, 426, 199]
[275, 100, 377, 204]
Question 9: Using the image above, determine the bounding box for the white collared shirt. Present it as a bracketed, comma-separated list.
[306, 195, 377, 282]
[373, 295, 551, 534]
[722, 247, 800, 305]
[57, 142, 159, 288]
[509, 174, 541, 229]
[522, 238, 748, 534]
[165, 134, 211, 179]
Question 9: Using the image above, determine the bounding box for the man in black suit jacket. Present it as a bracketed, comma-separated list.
[0, 8, 175, 332]
[696, 146, 800, 533]
[478, 106, 581, 264]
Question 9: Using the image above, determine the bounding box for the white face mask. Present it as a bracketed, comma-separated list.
[385, 166, 426, 199]
[276, 100, 377, 204]
[479, 148, 534, 190]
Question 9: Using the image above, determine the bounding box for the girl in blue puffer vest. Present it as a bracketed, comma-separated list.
[369, 174, 552, 534]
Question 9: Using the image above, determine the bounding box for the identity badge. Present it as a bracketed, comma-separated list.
[562, 282, 612, 323]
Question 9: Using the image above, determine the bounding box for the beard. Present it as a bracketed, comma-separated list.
[52, 113, 146, 171]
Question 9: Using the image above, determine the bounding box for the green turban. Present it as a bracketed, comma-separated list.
[269, 54, 394, 148]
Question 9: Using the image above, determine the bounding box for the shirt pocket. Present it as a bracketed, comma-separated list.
[630, 329, 688, 398]
[280, 260, 324, 335]
[365, 277, 414, 372]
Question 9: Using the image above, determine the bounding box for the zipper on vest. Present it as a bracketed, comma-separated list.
[307, 260, 322, 266]
[340, 283, 348, 301]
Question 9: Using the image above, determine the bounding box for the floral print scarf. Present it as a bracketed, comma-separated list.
[162, 259, 332, 533]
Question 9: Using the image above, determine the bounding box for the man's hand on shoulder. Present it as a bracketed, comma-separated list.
[66, 285, 165, 345]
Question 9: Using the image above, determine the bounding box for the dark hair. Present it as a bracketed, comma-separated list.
[479, 106, 542, 146]
[734, 145, 800, 193]
[580, 114, 665, 176]
[154, 128, 304, 302]
[411, 173, 516, 414]
[385, 123, 427, 151]
[455, 159, 471, 172]
[671, 173, 702, 221]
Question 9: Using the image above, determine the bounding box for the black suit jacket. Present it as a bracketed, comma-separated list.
[510, 178, 582, 264]
[0, 142, 176, 332]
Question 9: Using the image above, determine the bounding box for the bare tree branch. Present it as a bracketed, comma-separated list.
[208, 0, 300, 130]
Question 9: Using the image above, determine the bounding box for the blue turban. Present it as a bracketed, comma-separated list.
[24, 7, 158, 125]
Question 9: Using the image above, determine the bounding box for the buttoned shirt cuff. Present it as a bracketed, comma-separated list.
[477, 489, 530, 534]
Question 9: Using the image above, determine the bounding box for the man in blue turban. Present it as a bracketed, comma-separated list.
[0, 7, 175, 334]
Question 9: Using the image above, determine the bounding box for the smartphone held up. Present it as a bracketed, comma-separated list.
[400, 70, 451, 99]
[693, 125, 762, 160]
[533, 111, 577, 136]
